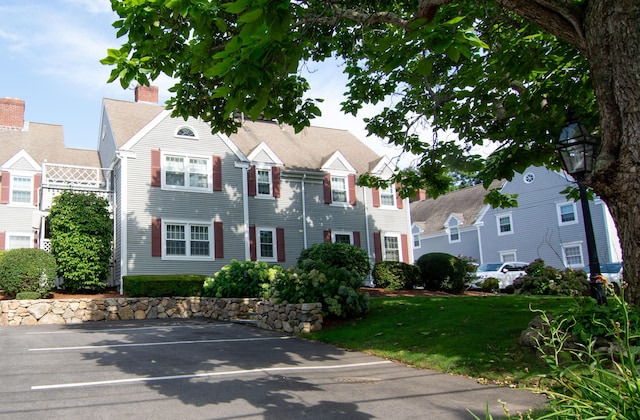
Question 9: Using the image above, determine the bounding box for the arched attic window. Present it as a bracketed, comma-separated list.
[175, 126, 198, 138]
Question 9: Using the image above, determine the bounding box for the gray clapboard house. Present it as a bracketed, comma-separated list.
[1, 87, 412, 288]
[100, 86, 413, 284]
[411, 166, 621, 269]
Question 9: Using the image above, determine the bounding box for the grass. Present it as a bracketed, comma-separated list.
[306, 294, 572, 387]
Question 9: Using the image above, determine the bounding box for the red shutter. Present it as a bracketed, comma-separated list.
[401, 234, 409, 263]
[396, 183, 403, 209]
[323, 173, 332, 204]
[151, 218, 162, 257]
[0, 171, 10, 204]
[373, 231, 382, 262]
[249, 225, 257, 261]
[33, 232, 38, 248]
[353, 231, 361, 248]
[348, 174, 356, 206]
[33, 173, 41, 206]
[276, 227, 285, 262]
[151, 150, 161, 187]
[272, 166, 281, 198]
[212, 155, 222, 191]
[324, 230, 332, 242]
[214, 221, 224, 258]
[372, 188, 381, 207]
[248, 166, 257, 196]
[0, 231, 5, 250]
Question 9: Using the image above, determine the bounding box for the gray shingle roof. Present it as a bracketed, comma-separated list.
[0, 122, 100, 168]
[103, 98, 165, 148]
[410, 180, 504, 235]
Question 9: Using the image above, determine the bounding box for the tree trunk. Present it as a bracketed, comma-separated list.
[584, 0, 640, 304]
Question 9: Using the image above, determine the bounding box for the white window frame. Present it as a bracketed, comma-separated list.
[499, 250, 517, 262]
[383, 233, 401, 262]
[557, 202, 579, 226]
[379, 183, 396, 208]
[332, 231, 353, 245]
[255, 166, 273, 198]
[330, 175, 349, 205]
[9, 172, 33, 206]
[561, 242, 584, 268]
[496, 213, 513, 236]
[413, 233, 420, 248]
[161, 152, 212, 193]
[257, 227, 277, 262]
[162, 220, 214, 260]
[5, 232, 33, 249]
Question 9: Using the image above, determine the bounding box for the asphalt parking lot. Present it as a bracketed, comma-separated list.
[0, 318, 547, 419]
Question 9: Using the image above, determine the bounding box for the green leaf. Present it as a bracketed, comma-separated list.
[238, 8, 263, 24]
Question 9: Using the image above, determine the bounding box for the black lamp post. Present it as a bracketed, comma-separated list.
[556, 114, 607, 305]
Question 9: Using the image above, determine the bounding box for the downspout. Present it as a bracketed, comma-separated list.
[362, 186, 372, 285]
[117, 154, 128, 295]
[301, 173, 308, 249]
[238, 162, 251, 260]
[476, 222, 484, 265]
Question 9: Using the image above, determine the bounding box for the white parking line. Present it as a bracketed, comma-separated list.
[31, 361, 394, 390]
[25, 323, 233, 335]
[29, 336, 291, 352]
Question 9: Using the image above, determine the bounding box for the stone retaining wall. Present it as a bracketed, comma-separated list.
[0, 297, 323, 333]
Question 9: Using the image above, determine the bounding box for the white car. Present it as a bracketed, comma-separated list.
[471, 262, 528, 290]
[584, 262, 623, 293]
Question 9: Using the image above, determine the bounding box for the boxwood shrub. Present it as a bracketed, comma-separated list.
[123, 274, 206, 297]
[297, 242, 371, 279]
[203, 260, 285, 298]
[0, 248, 57, 298]
[372, 261, 420, 290]
[416, 252, 467, 294]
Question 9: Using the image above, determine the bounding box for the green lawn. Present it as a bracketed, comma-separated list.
[306, 294, 571, 387]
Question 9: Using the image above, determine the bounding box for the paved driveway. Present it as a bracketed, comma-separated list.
[0, 318, 547, 419]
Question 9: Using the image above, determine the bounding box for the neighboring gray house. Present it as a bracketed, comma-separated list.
[100, 86, 413, 284]
[411, 166, 621, 270]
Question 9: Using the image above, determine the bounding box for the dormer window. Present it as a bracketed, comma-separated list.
[175, 126, 197, 138]
[380, 183, 396, 207]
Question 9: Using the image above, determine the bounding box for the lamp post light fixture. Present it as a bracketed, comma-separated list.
[556, 113, 607, 305]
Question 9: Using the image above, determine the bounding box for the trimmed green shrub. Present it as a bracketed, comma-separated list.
[372, 261, 420, 290]
[123, 274, 206, 297]
[297, 242, 371, 279]
[203, 260, 285, 298]
[49, 191, 113, 292]
[270, 261, 369, 318]
[0, 248, 57, 298]
[513, 259, 589, 296]
[16, 291, 41, 300]
[416, 252, 467, 294]
[478, 277, 500, 293]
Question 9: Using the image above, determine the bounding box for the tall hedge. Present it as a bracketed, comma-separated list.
[49, 191, 112, 292]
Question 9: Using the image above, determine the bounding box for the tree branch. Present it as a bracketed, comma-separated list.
[496, 0, 587, 53]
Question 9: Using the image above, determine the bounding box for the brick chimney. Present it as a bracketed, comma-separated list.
[134, 85, 159, 103]
[0, 97, 25, 129]
[412, 189, 427, 202]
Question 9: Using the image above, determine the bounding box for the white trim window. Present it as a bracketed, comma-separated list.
[162, 152, 211, 192]
[256, 167, 273, 197]
[163, 221, 213, 259]
[380, 183, 396, 207]
[175, 126, 198, 138]
[383, 234, 401, 262]
[496, 213, 513, 236]
[448, 226, 460, 243]
[6, 232, 33, 249]
[257, 227, 276, 262]
[562, 242, 584, 268]
[331, 175, 348, 204]
[332, 231, 353, 244]
[413, 233, 420, 248]
[557, 202, 578, 226]
[11, 174, 33, 205]
[499, 250, 517, 262]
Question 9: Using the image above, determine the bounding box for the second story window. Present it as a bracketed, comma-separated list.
[257, 168, 272, 196]
[163, 153, 210, 191]
[11, 175, 32, 204]
[557, 202, 578, 225]
[497, 213, 513, 236]
[380, 183, 396, 207]
[384, 235, 400, 261]
[331, 176, 347, 203]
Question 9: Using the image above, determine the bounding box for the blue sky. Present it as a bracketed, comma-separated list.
[0, 0, 413, 165]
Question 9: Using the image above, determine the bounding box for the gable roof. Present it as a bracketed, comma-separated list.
[230, 120, 381, 174]
[410, 179, 504, 235]
[102, 98, 166, 148]
[0, 122, 100, 168]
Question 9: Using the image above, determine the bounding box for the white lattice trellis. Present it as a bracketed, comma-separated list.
[43, 163, 106, 189]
